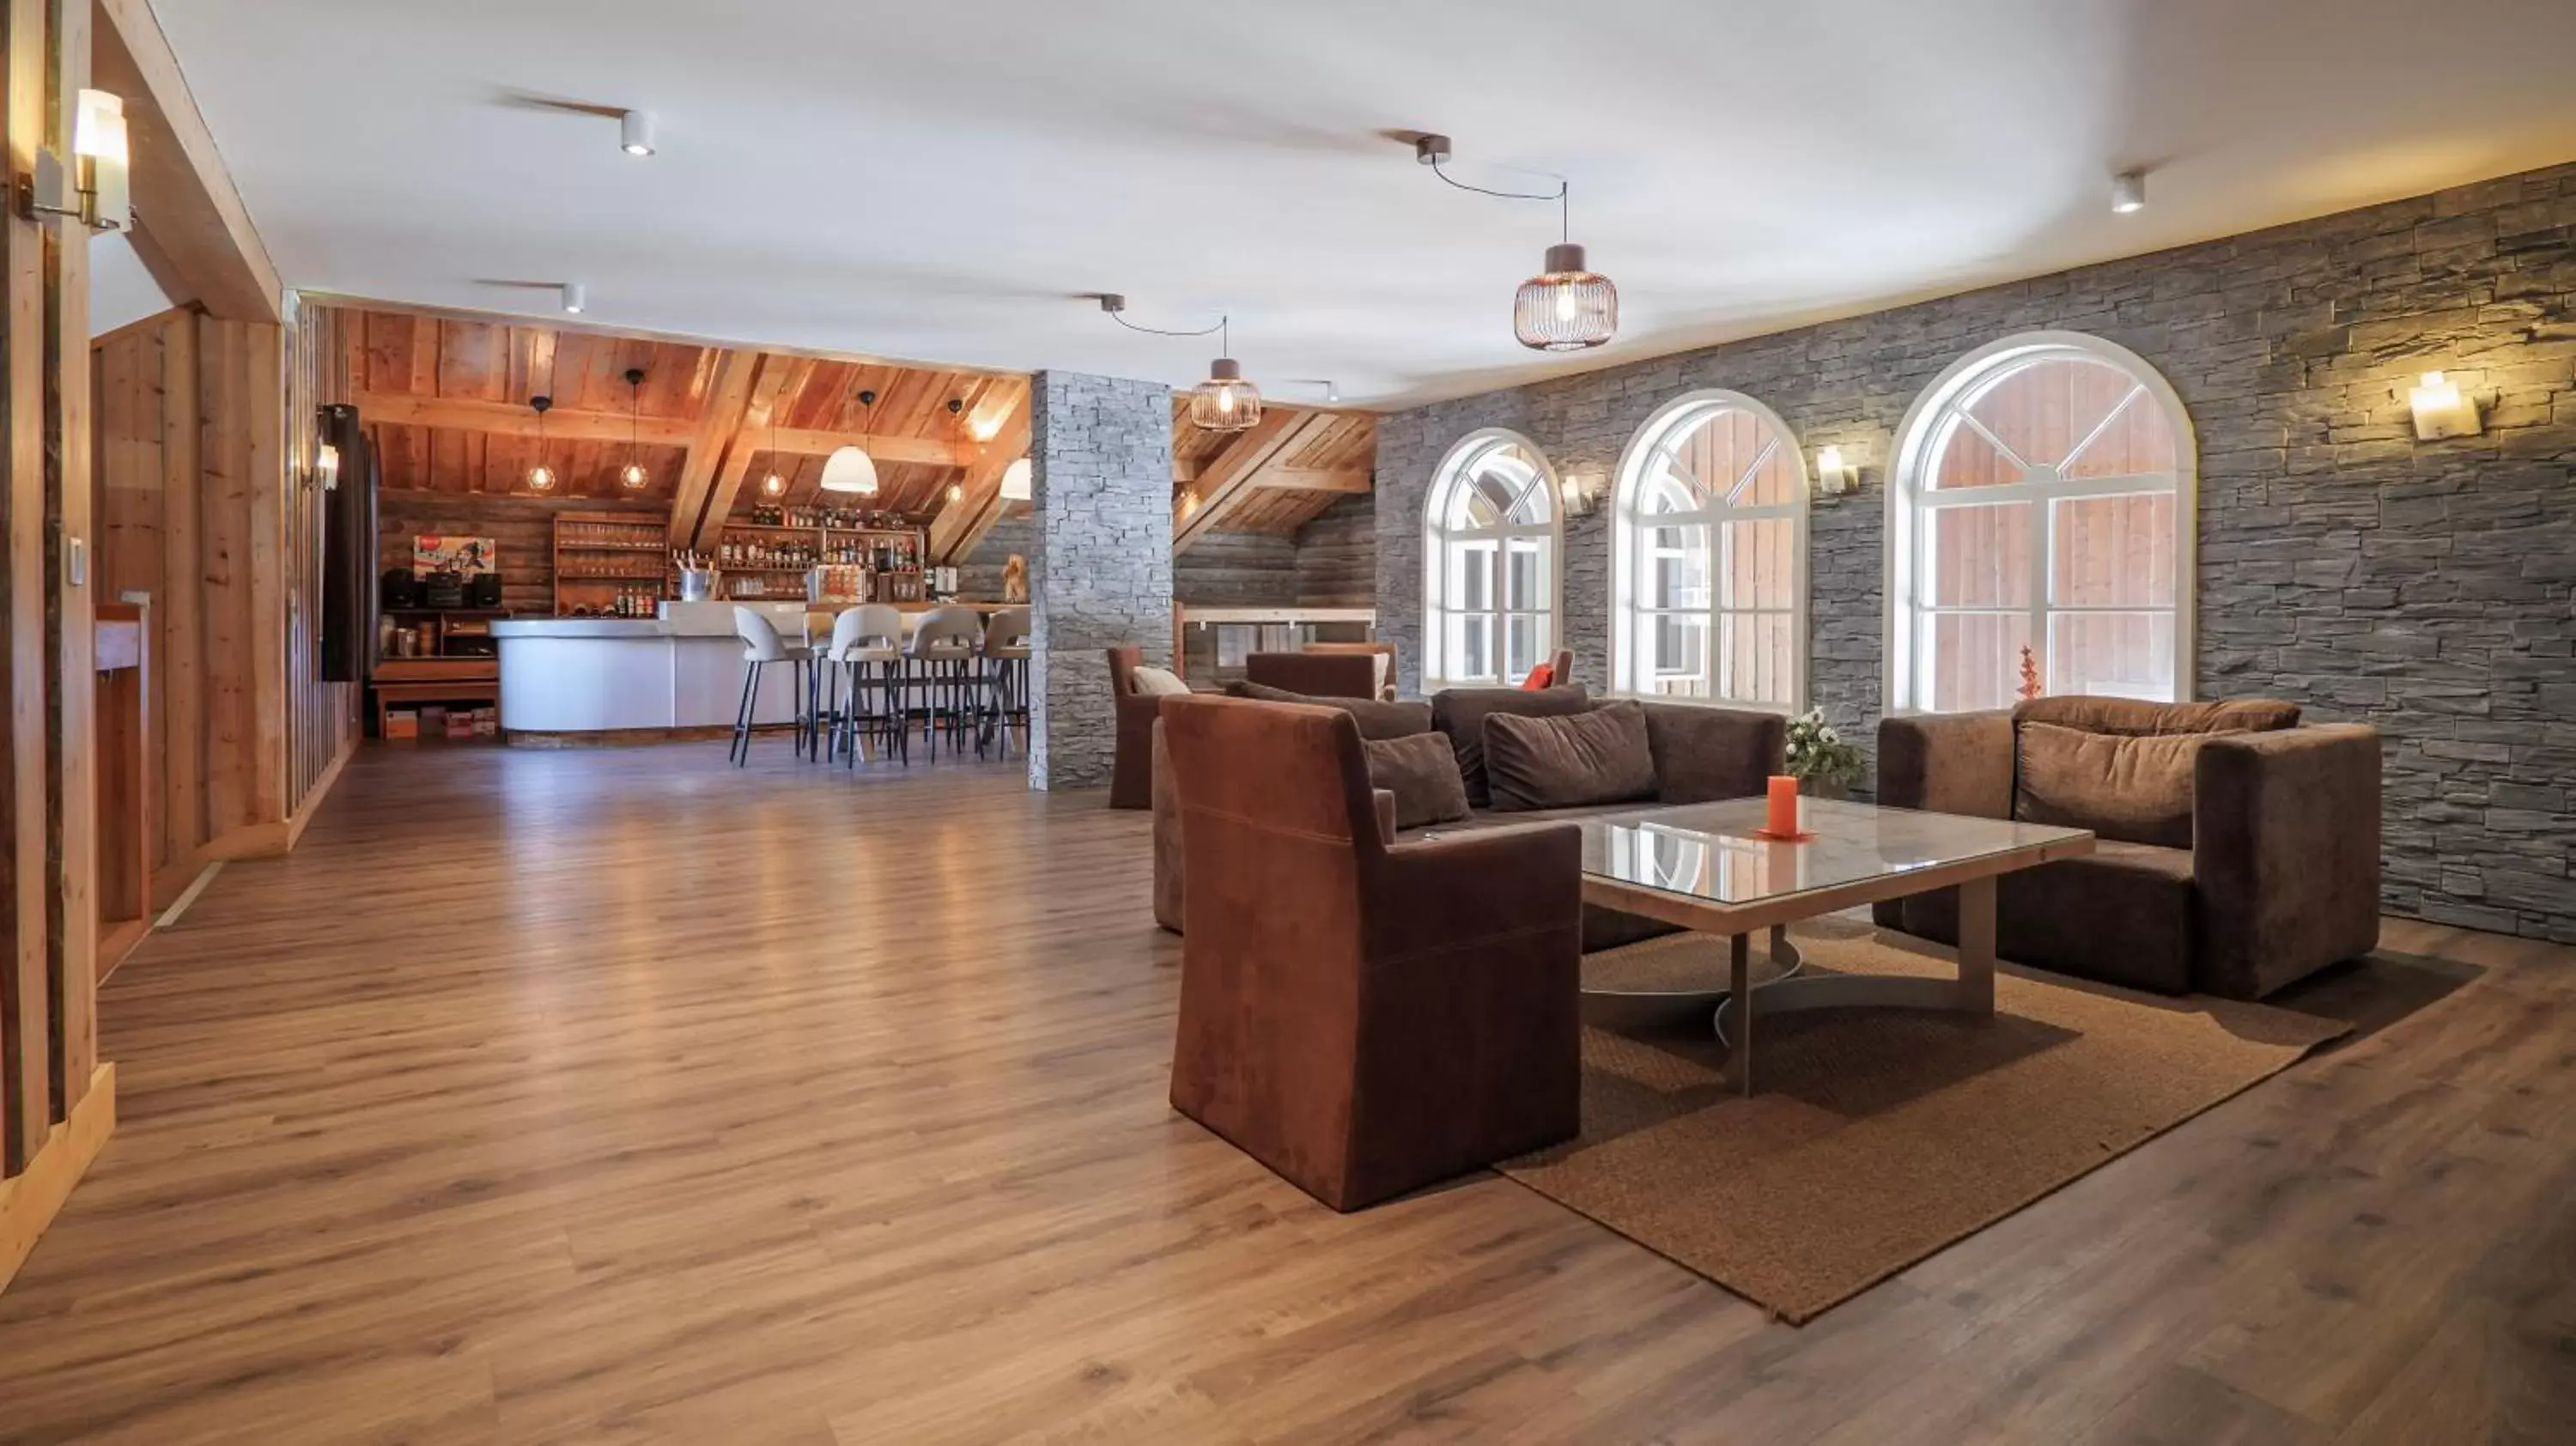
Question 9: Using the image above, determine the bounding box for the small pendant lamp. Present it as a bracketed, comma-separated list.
[1188, 319, 1261, 432]
[526, 395, 557, 491]
[820, 388, 879, 495]
[618, 368, 649, 489]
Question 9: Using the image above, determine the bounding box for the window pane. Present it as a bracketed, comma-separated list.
[1927, 612, 2032, 714]
[2053, 491, 2175, 607]
[1646, 523, 1710, 609]
[2049, 611, 2176, 701]
[1968, 356, 2137, 467]
[2063, 390, 2177, 478]
[1929, 415, 2021, 490]
[1643, 465, 1703, 515]
[1506, 467, 1551, 524]
[1506, 614, 1540, 681]
[1449, 540, 1494, 611]
[1718, 516, 1796, 611]
[1505, 538, 1546, 611]
[1925, 502, 2032, 608]
[1643, 613, 1708, 697]
[1452, 613, 1493, 682]
[1715, 611, 1795, 708]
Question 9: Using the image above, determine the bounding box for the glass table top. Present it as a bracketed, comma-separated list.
[1580, 797, 2093, 911]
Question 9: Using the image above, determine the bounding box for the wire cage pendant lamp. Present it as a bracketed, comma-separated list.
[526, 395, 557, 491]
[1098, 295, 1261, 432]
[1414, 133, 1617, 352]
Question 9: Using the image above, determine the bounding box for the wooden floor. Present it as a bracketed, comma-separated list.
[0, 743, 2570, 1444]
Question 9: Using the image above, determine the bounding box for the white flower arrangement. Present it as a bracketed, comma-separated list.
[1785, 707, 1864, 787]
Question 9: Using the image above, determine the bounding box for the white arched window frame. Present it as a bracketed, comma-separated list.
[1609, 391, 1809, 711]
[1423, 429, 1563, 690]
[1886, 331, 2198, 715]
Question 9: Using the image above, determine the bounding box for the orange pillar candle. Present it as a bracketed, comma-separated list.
[1765, 775, 1801, 838]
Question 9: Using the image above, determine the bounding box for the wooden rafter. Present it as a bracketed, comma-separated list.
[764, 428, 975, 467]
[1253, 466, 1370, 494]
[687, 356, 818, 551]
[928, 401, 1032, 566]
[350, 392, 694, 446]
[664, 350, 762, 546]
[94, 0, 283, 321]
[1174, 410, 1331, 553]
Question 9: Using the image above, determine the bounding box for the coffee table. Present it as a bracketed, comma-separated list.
[1578, 796, 2094, 1095]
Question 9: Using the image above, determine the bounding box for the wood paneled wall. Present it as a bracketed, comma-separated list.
[91, 301, 356, 894]
[374, 490, 667, 619]
[1293, 492, 1375, 606]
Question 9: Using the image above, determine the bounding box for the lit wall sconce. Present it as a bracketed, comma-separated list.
[19, 89, 131, 233]
[2408, 371, 2482, 441]
[1558, 471, 1607, 519]
[1814, 446, 1859, 496]
[315, 442, 341, 490]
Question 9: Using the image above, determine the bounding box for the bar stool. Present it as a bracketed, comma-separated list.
[980, 606, 1032, 759]
[825, 605, 907, 767]
[905, 605, 986, 760]
[731, 606, 815, 765]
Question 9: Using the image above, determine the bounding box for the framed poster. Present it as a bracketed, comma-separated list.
[414, 535, 496, 575]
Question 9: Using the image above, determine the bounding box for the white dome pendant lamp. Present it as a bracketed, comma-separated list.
[820, 388, 879, 495]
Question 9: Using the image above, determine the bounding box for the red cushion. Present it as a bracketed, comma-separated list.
[1519, 664, 1553, 691]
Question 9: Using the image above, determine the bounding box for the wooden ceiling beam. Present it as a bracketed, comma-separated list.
[352, 392, 697, 447]
[94, 0, 283, 321]
[1252, 466, 1370, 495]
[664, 349, 762, 547]
[765, 428, 975, 467]
[1175, 411, 1329, 554]
[929, 401, 1031, 566]
[688, 356, 818, 551]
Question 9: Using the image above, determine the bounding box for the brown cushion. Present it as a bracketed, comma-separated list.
[1225, 680, 1432, 741]
[1431, 685, 1594, 807]
[2014, 696, 2300, 737]
[1483, 701, 1658, 813]
[2014, 720, 2223, 848]
[1364, 732, 1472, 829]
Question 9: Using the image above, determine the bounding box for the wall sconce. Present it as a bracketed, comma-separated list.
[20, 89, 131, 232]
[1558, 472, 1606, 519]
[1814, 446, 1858, 496]
[315, 442, 341, 491]
[2408, 371, 2482, 441]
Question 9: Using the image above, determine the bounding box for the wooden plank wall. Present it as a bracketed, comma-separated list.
[375, 490, 667, 619]
[89, 301, 353, 896]
[3, 0, 115, 1291]
[1292, 492, 1375, 606]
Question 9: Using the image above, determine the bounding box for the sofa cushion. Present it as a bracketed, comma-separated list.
[1431, 684, 1593, 807]
[2014, 720, 2216, 848]
[1364, 732, 1472, 829]
[2015, 696, 2300, 737]
[1895, 841, 2197, 995]
[1128, 665, 1190, 696]
[1227, 680, 1433, 741]
[1484, 701, 1658, 813]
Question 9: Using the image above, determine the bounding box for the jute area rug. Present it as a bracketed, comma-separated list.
[1500, 922, 2349, 1324]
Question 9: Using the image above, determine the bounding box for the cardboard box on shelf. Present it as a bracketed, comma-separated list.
[385, 709, 419, 740]
[471, 708, 499, 737]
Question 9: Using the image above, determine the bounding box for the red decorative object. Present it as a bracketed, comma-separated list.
[1519, 663, 1554, 691]
[2018, 644, 2044, 702]
[1762, 775, 1803, 841]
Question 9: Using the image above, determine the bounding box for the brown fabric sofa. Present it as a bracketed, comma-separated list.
[1874, 696, 2381, 999]
[1161, 694, 1583, 1211]
[1152, 684, 1787, 951]
[1300, 641, 1400, 700]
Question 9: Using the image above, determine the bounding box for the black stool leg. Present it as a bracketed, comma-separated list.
[732, 659, 760, 765]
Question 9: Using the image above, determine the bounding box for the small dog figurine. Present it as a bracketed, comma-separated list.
[1002, 554, 1029, 603]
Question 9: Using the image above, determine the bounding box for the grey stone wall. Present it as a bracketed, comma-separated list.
[1028, 371, 1174, 791]
[1377, 162, 2576, 943]
[957, 513, 1034, 602]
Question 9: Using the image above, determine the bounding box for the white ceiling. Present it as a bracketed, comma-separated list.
[155, 0, 2576, 407]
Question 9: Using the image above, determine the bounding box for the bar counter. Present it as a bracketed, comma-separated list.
[490, 600, 1007, 742]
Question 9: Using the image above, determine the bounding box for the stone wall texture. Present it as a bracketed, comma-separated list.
[1377, 161, 2576, 943]
[1028, 370, 1174, 791]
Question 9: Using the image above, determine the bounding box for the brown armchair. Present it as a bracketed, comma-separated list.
[1302, 641, 1398, 701]
[1161, 694, 1583, 1211]
[1106, 646, 1167, 809]
[1244, 650, 1380, 700]
[1875, 696, 2380, 999]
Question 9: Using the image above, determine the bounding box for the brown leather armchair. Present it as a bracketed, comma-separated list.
[1161, 694, 1583, 1211]
[1106, 646, 1166, 809]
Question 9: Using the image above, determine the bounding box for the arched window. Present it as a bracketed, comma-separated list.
[1424, 429, 1560, 689]
[1887, 332, 2196, 714]
[1610, 392, 1807, 709]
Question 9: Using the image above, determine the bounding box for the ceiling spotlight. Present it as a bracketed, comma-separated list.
[620, 109, 655, 157]
[2111, 168, 2147, 214]
[561, 282, 586, 314]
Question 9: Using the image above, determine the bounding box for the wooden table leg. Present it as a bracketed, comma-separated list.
[1957, 874, 1997, 1016]
[1725, 931, 1755, 1096]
